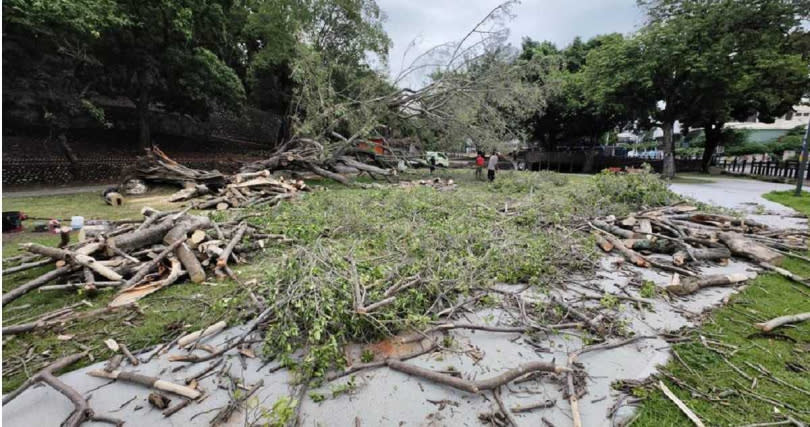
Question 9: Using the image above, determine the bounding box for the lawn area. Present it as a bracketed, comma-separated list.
[1, 169, 675, 392]
[763, 190, 810, 217]
[633, 196, 810, 426]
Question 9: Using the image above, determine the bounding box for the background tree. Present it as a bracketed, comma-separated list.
[640, 0, 810, 172]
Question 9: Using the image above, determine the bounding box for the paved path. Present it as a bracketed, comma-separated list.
[671, 176, 807, 228]
[3, 184, 114, 198]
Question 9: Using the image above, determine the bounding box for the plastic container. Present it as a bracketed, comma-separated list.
[70, 216, 85, 230]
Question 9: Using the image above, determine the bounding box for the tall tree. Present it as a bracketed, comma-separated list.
[94, 0, 245, 148]
[641, 0, 810, 172]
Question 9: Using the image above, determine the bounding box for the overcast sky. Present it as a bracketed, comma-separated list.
[376, 0, 646, 86]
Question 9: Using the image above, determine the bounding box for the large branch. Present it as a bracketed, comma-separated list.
[385, 359, 568, 394]
[3, 352, 123, 427]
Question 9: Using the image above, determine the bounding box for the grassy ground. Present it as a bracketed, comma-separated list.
[2, 169, 676, 392]
[633, 193, 810, 426]
[763, 190, 810, 216]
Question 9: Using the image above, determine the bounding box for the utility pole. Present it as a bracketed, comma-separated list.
[794, 118, 810, 196]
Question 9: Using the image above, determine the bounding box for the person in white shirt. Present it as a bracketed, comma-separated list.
[487, 152, 499, 182]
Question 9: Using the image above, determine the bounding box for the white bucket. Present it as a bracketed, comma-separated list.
[70, 216, 85, 230]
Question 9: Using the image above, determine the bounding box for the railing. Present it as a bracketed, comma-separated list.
[520, 151, 704, 174]
[717, 159, 808, 181]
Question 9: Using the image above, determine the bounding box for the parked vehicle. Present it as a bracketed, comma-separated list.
[425, 152, 450, 167]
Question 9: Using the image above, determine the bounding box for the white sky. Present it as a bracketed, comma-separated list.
[376, 0, 646, 87]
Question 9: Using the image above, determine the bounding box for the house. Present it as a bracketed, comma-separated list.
[724, 101, 810, 142]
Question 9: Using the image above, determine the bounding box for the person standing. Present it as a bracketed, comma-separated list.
[475, 151, 485, 180]
[487, 151, 499, 182]
[429, 155, 436, 175]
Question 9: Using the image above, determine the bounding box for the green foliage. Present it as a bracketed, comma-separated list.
[592, 168, 675, 208]
[639, 280, 657, 298]
[260, 396, 297, 426]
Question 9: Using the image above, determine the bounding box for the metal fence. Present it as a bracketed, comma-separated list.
[717, 159, 809, 181]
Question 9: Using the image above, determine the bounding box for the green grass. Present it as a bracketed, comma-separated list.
[763, 190, 810, 217]
[633, 215, 810, 425]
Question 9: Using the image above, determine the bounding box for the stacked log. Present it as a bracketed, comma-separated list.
[590, 206, 805, 296]
[2, 207, 288, 333]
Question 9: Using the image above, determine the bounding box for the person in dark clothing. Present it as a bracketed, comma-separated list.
[429, 155, 436, 175]
[487, 152, 499, 182]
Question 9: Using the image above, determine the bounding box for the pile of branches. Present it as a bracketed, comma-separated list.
[170, 170, 310, 210]
[239, 138, 398, 185]
[1, 207, 288, 336]
[590, 203, 809, 295]
[130, 146, 227, 189]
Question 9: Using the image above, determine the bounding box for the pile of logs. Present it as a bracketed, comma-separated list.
[170, 170, 310, 210]
[1, 207, 288, 335]
[590, 203, 809, 295]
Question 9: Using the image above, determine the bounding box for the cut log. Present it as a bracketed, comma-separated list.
[177, 321, 227, 348]
[59, 226, 71, 248]
[168, 184, 209, 202]
[164, 216, 210, 283]
[754, 313, 810, 332]
[21, 243, 123, 281]
[596, 232, 650, 267]
[672, 247, 731, 266]
[666, 273, 752, 296]
[105, 192, 124, 206]
[592, 232, 613, 252]
[87, 369, 201, 399]
[638, 219, 652, 234]
[718, 232, 783, 265]
[234, 169, 271, 183]
[107, 220, 176, 256]
[216, 222, 247, 269]
[592, 220, 635, 239]
[123, 238, 187, 288]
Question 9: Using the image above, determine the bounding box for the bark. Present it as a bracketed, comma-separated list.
[106, 219, 176, 256]
[661, 121, 676, 179]
[672, 247, 731, 265]
[719, 232, 784, 265]
[701, 123, 723, 173]
[110, 256, 183, 307]
[755, 313, 810, 332]
[666, 273, 751, 296]
[2, 352, 123, 427]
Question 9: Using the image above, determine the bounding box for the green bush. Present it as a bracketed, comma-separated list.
[591, 167, 675, 208]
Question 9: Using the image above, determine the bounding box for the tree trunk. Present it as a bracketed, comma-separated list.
[701, 123, 722, 173]
[661, 121, 676, 179]
[137, 71, 151, 150]
[582, 135, 598, 173]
